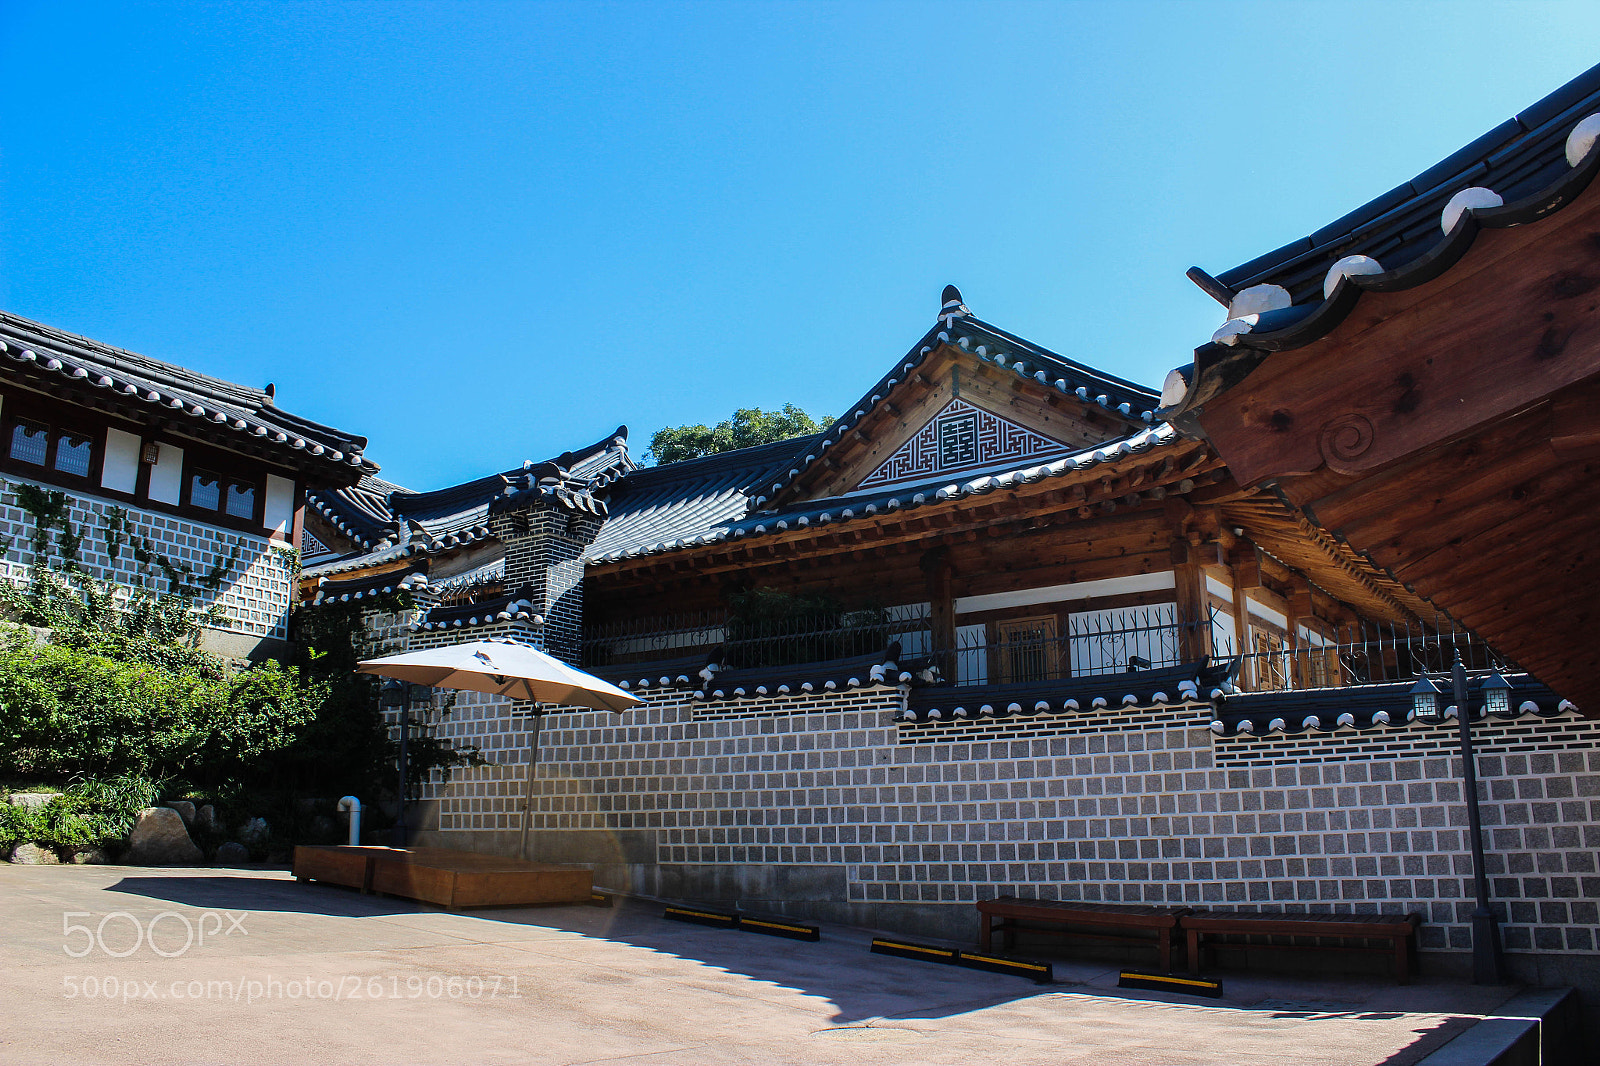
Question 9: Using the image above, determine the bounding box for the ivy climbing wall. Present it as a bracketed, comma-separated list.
[0, 476, 296, 639]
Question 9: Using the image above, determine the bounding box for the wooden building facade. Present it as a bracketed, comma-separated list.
[0, 309, 375, 656]
[1162, 62, 1600, 716]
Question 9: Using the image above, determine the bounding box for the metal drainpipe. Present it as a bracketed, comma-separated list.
[337, 796, 362, 846]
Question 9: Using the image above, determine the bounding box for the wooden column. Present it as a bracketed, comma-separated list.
[920, 547, 956, 675]
[1171, 541, 1212, 663]
[1287, 581, 1317, 688]
[1229, 545, 1263, 684]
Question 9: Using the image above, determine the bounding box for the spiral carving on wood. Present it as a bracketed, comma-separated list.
[1318, 413, 1376, 474]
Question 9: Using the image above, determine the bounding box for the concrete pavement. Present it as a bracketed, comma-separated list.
[0, 865, 1535, 1065]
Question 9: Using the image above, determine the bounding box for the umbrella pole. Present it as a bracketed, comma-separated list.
[517, 711, 543, 860]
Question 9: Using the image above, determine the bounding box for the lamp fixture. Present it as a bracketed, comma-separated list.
[1480, 669, 1513, 717]
[1410, 672, 1443, 723]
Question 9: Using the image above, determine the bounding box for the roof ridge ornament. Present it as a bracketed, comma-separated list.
[940, 284, 970, 325]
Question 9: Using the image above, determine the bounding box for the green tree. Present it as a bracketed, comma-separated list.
[647, 404, 830, 465]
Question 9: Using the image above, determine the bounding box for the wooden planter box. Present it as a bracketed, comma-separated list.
[293, 845, 592, 908]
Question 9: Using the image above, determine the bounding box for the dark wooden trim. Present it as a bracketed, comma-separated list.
[0, 385, 285, 538]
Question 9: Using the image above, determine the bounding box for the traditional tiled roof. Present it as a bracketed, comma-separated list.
[308, 474, 410, 551]
[424, 557, 505, 597]
[588, 652, 720, 691]
[1168, 62, 1600, 407]
[901, 660, 1235, 723]
[0, 309, 376, 480]
[586, 422, 1183, 564]
[693, 648, 935, 703]
[303, 427, 630, 576]
[409, 586, 542, 632]
[1210, 674, 1573, 736]
[300, 539, 427, 580]
[310, 563, 430, 604]
[753, 287, 1159, 509]
[585, 436, 810, 563]
[389, 427, 627, 533]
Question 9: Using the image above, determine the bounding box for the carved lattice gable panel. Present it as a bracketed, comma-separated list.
[300, 528, 332, 559]
[855, 398, 1075, 491]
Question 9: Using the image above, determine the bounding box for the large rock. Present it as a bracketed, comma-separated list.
[124, 807, 203, 865]
[8, 792, 61, 809]
[214, 841, 250, 865]
[10, 842, 61, 864]
[195, 804, 217, 834]
[69, 847, 111, 865]
[237, 817, 270, 849]
[165, 800, 196, 826]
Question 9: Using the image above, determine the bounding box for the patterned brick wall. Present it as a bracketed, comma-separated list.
[489, 505, 602, 664]
[414, 682, 1600, 959]
[0, 476, 293, 638]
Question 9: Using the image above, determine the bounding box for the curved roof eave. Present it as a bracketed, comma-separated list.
[586, 422, 1184, 565]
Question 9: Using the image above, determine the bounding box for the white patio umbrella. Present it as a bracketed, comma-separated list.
[356, 639, 642, 856]
[357, 639, 641, 711]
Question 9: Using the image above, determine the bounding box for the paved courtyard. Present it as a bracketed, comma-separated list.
[0, 865, 1530, 1065]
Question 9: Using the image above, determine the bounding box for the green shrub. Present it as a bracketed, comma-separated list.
[0, 638, 318, 784]
[0, 775, 164, 852]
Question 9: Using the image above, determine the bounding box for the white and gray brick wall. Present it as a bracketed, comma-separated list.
[408, 681, 1600, 967]
[0, 476, 293, 638]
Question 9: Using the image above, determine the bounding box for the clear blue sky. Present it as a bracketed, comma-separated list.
[3, 1, 1596, 489]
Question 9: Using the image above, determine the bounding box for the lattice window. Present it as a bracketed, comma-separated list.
[996, 615, 1062, 683]
[1251, 628, 1290, 692]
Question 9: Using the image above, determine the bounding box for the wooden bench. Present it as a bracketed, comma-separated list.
[978, 897, 1189, 972]
[1181, 910, 1422, 984]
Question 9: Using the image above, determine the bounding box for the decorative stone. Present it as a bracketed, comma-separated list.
[237, 817, 270, 849]
[11, 842, 61, 865]
[125, 807, 203, 865]
[8, 792, 61, 809]
[165, 800, 196, 825]
[214, 842, 250, 865]
[195, 805, 217, 834]
[69, 847, 110, 865]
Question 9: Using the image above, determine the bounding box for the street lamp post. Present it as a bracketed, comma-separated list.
[1412, 651, 1506, 984]
[1450, 652, 1506, 985]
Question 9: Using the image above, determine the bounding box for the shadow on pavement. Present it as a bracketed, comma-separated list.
[93, 870, 1497, 1049]
[104, 874, 426, 917]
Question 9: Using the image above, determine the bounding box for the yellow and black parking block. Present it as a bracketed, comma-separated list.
[588, 892, 613, 908]
[869, 938, 959, 965]
[1117, 971, 1224, 998]
[956, 950, 1054, 984]
[664, 905, 741, 929]
[739, 916, 821, 942]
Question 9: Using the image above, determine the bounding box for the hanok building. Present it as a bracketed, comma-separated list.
[1162, 62, 1600, 715]
[0, 310, 375, 656]
[305, 251, 1597, 982]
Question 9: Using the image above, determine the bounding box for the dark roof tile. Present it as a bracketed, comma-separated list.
[0, 310, 375, 478]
